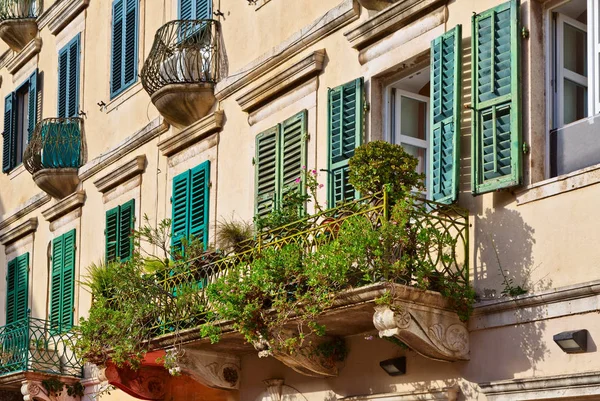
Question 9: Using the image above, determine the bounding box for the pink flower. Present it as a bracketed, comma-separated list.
[295, 177, 301, 184]
[302, 165, 306, 170]
[364, 335, 373, 341]
[319, 184, 324, 189]
[312, 169, 317, 175]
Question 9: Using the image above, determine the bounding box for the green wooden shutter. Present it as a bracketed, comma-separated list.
[50, 236, 63, 330]
[105, 206, 120, 262]
[3, 93, 15, 173]
[189, 161, 210, 248]
[15, 254, 29, 322]
[27, 69, 38, 142]
[255, 126, 279, 218]
[58, 46, 68, 118]
[61, 230, 76, 330]
[110, 0, 124, 97]
[430, 26, 462, 204]
[172, 171, 190, 254]
[197, 0, 211, 19]
[123, 0, 138, 87]
[5, 258, 17, 325]
[67, 35, 80, 118]
[327, 78, 363, 207]
[119, 199, 135, 261]
[179, 0, 193, 19]
[279, 111, 308, 202]
[471, 0, 521, 194]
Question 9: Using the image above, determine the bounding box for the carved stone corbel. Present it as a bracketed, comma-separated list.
[373, 303, 469, 362]
[259, 379, 307, 401]
[21, 379, 81, 401]
[101, 364, 168, 400]
[253, 332, 339, 378]
[176, 347, 241, 390]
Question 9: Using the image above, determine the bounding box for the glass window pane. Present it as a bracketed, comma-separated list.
[564, 78, 588, 124]
[564, 23, 587, 76]
[400, 96, 427, 140]
[401, 143, 426, 177]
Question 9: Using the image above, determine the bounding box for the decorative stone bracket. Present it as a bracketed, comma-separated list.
[21, 379, 81, 401]
[100, 364, 168, 400]
[253, 332, 339, 378]
[373, 303, 469, 362]
[175, 347, 241, 390]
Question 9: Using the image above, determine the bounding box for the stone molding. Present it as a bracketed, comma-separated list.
[47, 0, 90, 35]
[344, 0, 446, 49]
[41, 190, 86, 223]
[0, 193, 50, 231]
[236, 50, 325, 112]
[7, 38, 42, 75]
[101, 364, 168, 400]
[0, 218, 38, 246]
[176, 347, 241, 390]
[215, 0, 359, 100]
[158, 111, 224, 157]
[373, 301, 469, 362]
[0, 49, 13, 69]
[338, 386, 459, 401]
[79, 118, 169, 181]
[479, 371, 600, 400]
[93, 155, 147, 193]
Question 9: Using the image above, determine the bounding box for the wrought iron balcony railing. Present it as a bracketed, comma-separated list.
[0, 0, 40, 20]
[141, 19, 220, 96]
[105, 192, 469, 336]
[0, 316, 82, 377]
[23, 117, 86, 175]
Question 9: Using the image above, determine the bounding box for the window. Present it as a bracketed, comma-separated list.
[171, 161, 210, 253]
[50, 230, 76, 332]
[110, 0, 138, 98]
[105, 199, 135, 262]
[255, 111, 307, 218]
[2, 70, 38, 173]
[327, 79, 363, 208]
[6, 253, 29, 325]
[58, 34, 81, 118]
[178, 0, 212, 19]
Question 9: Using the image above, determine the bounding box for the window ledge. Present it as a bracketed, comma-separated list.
[0, 217, 38, 246]
[47, 0, 89, 35]
[7, 38, 42, 75]
[158, 111, 224, 157]
[106, 81, 143, 114]
[41, 190, 86, 223]
[8, 164, 27, 180]
[516, 164, 600, 206]
[93, 155, 146, 193]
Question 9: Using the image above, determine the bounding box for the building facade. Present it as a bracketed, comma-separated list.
[0, 0, 599, 400]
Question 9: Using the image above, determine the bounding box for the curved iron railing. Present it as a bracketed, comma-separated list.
[23, 118, 86, 175]
[0, 316, 82, 377]
[0, 0, 41, 20]
[141, 19, 220, 96]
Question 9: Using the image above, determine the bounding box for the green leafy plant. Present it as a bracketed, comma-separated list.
[66, 382, 85, 398]
[216, 218, 254, 254]
[348, 141, 425, 200]
[41, 378, 64, 396]
[489, 234, 527, 298]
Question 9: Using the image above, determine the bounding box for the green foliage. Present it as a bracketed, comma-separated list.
[67, 382, 85, 398]
[348, 141, 425, 200]
[216, 218, 254, 254]
[42, 379, 85, 398]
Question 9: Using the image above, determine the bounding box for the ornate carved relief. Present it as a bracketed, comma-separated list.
[175, 347, 241, 390]
[101, 364, 168, 400]
[373, 303, 469, 362]
[21, 379, 81, 401]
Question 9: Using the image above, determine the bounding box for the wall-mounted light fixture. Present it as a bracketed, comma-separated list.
[553, 330, 588, 353]
[379, 357, 406, 376]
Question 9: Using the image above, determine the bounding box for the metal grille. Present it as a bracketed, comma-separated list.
[141, 19, 220, 96]
[0, 316, 82, 377]
[23, 118, 86, 174]
[0, 0, 40, 20]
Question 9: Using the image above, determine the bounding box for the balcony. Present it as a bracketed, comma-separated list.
[23, 118, 86, 199]
[0, 317, 82, 389]
[0, 0, 41, 51]
[141, 20, 220, 129]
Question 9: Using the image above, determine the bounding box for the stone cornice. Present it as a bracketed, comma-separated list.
[0, 49, 13, 69]
[339, 386, 459, 401]
[48, 0, 90, 35]
[79, 118, 169, 181]
[344, 0, 446, 49]
[41, 190, 86, 223]
[7, 38, 42, 74]
[158, 111, 224, 157]
[93, 155, 147, 193]
[0, 218, 38, 245]
[236, 50, 325, 112]
[215, 0, 359, 100]
[0, 193, 50, 231]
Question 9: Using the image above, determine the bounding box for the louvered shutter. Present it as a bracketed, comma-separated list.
[15, 254, 29, 322]
[110, 0, 124, 97]
[3, 93, 15, 173]
[471, 0, 521, 194]
[172, 171, 190, 254]
[179, 0, 193, 19]
[197, 0, 211, 19]
[279, 111, 307, 201]
[430, 26, 462, 204]
[327, 78, 363, 207]
[27, 69, 38, 141]
[61, 230, 76, 330]
[105, 206, 119, 262]
[6, 259, 17, 325]
[123, 0, 138, 87]
[118, 200, 135, 261]
[189, 161, 210, 248]
[255, 127, 279, 218]
[50, 236, 64, 331]
[67, 36, 80, 118]
[58, 46, 68, 118]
